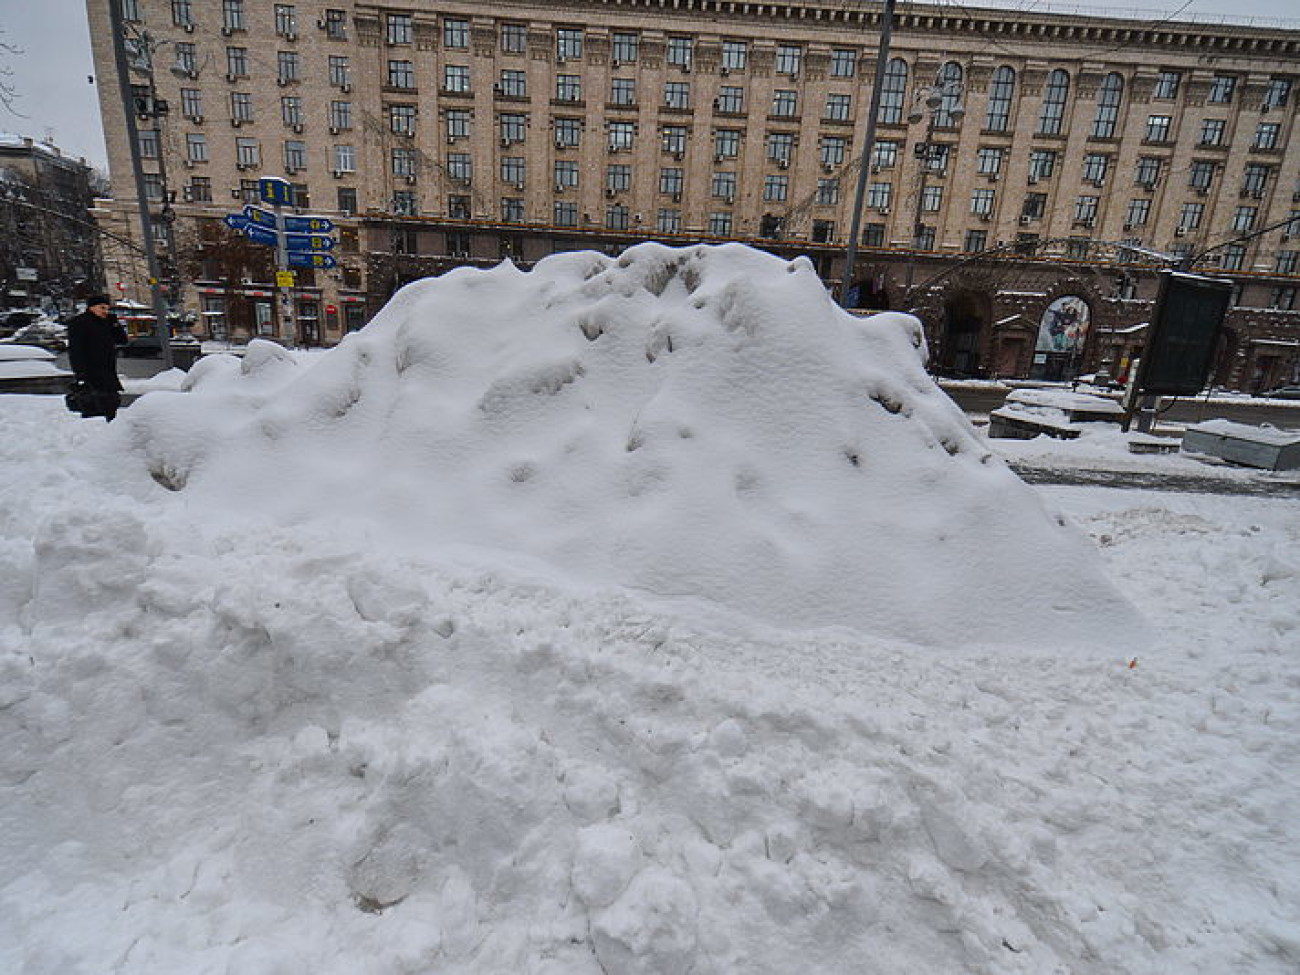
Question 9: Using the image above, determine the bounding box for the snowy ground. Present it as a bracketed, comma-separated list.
[2, 245, 1298, 974]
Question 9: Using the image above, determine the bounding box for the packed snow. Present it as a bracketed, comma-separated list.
[2, 243, 1298, 974]
[0, 344, 68, 382]
[108, 244, 1140, 647]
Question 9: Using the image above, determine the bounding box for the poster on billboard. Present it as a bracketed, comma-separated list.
[1034, 295, 1091, 354]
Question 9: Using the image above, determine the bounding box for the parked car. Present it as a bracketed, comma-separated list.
[1261, 384, 1300, 400]
[4, 321, 66, 352]
[119, 334, 163, 358]
[1, 310, 39, 338]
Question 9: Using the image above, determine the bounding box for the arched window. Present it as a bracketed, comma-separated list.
[878, 57, 909, 124]
[985, 66, 1015, 132]
[1092, 72, 1124, 139]
[1038, 69, 1069, 135]
[933, 61, 964, 127]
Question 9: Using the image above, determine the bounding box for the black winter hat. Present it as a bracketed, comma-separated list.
[86, 294, 113, 308]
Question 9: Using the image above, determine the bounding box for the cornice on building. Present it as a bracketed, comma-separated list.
[350, 0, 1298, 53]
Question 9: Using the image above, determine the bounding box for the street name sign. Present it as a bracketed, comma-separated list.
[242, 224, 278, 247]
[283, 215, 335, 234]
[287, 252, 338, 269]
[284, 233, 337, 252]
[243, 205, 280, 229]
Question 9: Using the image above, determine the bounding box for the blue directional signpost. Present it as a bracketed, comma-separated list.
[220, 177, 339, 346]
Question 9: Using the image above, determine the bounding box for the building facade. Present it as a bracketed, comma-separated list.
[0, 136, 103, 314]
[88, 0, 1300, 390]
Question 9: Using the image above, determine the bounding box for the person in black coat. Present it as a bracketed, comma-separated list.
[66, 295, 127, 420]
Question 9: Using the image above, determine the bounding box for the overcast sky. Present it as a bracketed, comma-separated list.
[1, 0, 1296, 173]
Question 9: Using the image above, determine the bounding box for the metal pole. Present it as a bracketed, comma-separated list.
[106, 2, 174, 368]
[274, 197, 294, 347]
[906, 118, 933, 301]
[840, 0, 896, 308]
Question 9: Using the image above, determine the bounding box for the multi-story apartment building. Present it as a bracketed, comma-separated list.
[0, 136, 103, 314]
[89, 1, 1300, 390]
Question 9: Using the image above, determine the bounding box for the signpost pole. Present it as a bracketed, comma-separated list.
[256, 177, 297, 348]
[273, 197, 294, 348]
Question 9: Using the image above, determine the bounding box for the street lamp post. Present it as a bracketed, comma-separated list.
[840, 0, 896, 309]
[107, 0, 175, 368]
[904, 76, 965, 301]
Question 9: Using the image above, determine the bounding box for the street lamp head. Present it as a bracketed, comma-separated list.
[907, 110, 924, 124]
[950, 105, 966, 120]
[924, 93, 942, 110]
[169, 60, 196, 80]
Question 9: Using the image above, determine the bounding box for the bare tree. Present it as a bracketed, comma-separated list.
[175, 217, 276, 339]
[0, 30, 25, 118]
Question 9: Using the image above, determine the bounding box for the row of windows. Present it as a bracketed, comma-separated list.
[376, 17, 857, 79]
[969, 145, 1284, 194]
[186, 55, 1294, 154]
[197, 90, 852, 130]
[159, 66, 1297, 192]
[378, 190, 719, 233]
[884, 62, 1292, 136]
[159, 106, 1293, 206]
[865, 179, 1300, 226]
[149, 2, 850, 78]
[301, 59, 1274, 141]
[375, 64, 852, 120]
[183, 81, 1293, 176]
[348, 11, 850, 78]
[931, 227, 1298, 283]
[161, 0, 301, 38]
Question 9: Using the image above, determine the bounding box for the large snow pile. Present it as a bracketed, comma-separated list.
[115, 243, 1138, 647]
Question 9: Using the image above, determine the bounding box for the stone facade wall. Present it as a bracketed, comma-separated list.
[88, 0, 1300, 385]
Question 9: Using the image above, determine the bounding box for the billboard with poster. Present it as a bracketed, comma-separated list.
[1033, 295, 1090, 354]
[1135, 271, 1232, 396]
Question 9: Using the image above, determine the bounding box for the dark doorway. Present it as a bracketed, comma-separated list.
[848, 275, 890, 311]
[1212, 327, 1238, 389]
[936, 291, 990, 378]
